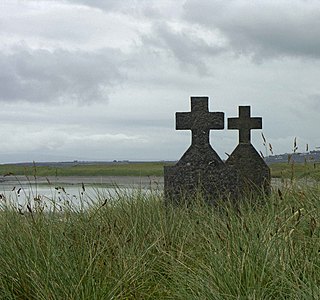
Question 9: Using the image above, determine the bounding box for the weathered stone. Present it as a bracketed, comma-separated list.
[164, 163, 240, 205]
[164, 96, 240, 205]
[226, 106, 271, 195]
[228, 106, 262, 144]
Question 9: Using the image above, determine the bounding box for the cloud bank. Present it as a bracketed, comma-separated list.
[0, 47, 125, 103]
[0, 0, 320, 162]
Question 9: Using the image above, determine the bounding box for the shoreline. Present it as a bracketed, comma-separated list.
[0, 175, 164, 188]
[1, 175, 318, 189]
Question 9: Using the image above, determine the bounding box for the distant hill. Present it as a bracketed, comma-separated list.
[266, 150, 320, 164]
[1, 160, 173, 168]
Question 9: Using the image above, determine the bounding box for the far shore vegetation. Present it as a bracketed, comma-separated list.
[1, 161, 320, 180]
[0, 162, 168, 177]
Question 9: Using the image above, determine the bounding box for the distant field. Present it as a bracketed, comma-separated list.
[0, 162, 171, 177]
[270, 162, 320, 181]
[1, 161, 320, 180]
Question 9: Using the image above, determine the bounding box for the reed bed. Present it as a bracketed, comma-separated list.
[0, 183, 319, 299]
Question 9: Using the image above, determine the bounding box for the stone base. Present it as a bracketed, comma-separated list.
[164, 163, 241, 206]
[226, 143, 271, 195]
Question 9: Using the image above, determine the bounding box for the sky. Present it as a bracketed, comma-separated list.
[1, 0, 320, 163]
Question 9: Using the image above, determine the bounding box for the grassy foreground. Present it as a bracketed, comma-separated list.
[0, 185, 319, 299]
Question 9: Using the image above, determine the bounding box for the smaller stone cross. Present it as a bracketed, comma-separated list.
[176, 96, 224, 146]
[228, 106, 262, 144]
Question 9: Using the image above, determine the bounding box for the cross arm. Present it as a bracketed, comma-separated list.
[250, 117, 262, 129]
[228, 118, 240, 130]
[176, 112, 191, 130]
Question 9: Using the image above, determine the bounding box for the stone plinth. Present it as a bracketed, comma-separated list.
[226, 143, 270, 195]
[226, 106, 271, 195]
[164, 162, 240, 205]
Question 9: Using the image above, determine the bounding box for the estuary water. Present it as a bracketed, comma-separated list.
[1, 176, 315, 212]
[0, 175, 164, 211]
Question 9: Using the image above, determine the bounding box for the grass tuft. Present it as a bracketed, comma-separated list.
[0, 184, 319, 299]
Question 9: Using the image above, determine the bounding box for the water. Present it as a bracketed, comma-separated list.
[0, 179, 161, 212]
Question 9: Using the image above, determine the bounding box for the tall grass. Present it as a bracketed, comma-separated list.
[271, 162, 320, 181]
[0, 184, 319, 299]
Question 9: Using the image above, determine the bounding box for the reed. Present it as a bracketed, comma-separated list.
[0, 183, 319, 299]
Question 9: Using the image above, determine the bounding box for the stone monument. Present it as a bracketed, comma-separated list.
[226, 106, 271, 195]
[164, 97, 271, 205]
[164, 96, 240, 205]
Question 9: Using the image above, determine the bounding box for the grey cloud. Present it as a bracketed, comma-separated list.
[300, 94, 320, 111]
[62, 0, 132, 12]
[183, 0, 320, 60]
[0, 47, 125, 103]
[0, 5, 95, 44]
[142, 22, 225, 74]
[63, 0, 183, 19]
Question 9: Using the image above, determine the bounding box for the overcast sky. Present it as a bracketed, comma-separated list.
[1, 0, 320, 163]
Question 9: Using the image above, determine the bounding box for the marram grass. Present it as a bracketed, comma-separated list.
[0, 185, 319, 299]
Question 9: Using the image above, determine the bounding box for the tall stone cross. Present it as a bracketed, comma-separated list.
[164, 96, 237, 205]
[228, 106, 262, 144]
[176, 96, 224, 147]
[226, 105, 270, 196]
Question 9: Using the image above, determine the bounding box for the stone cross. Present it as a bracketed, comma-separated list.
[226, 105, 270, 196]
[176, 96, 224, 146]
[164, 99, 270, 205]
[228, 106, 262, 144]
[164, 96, 240, 205]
